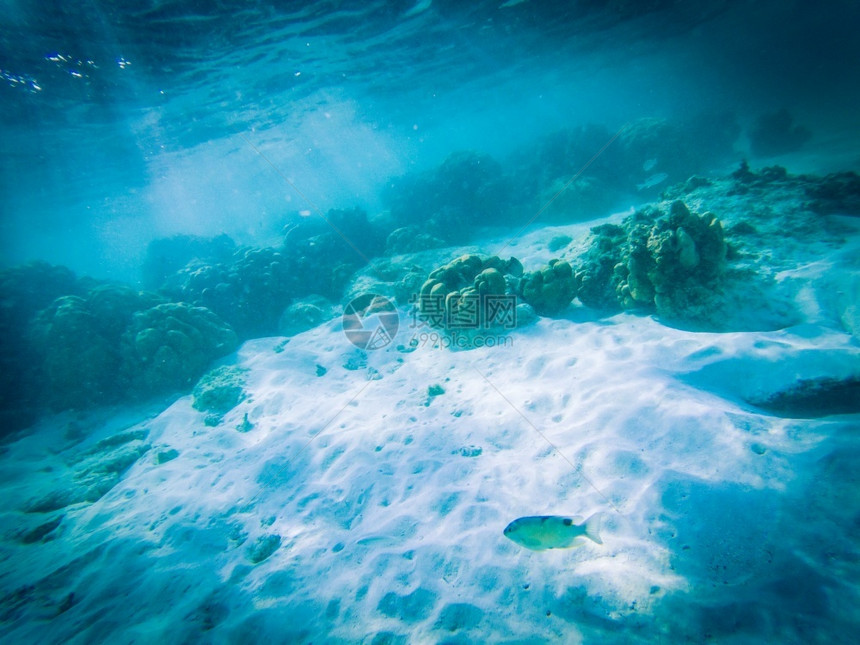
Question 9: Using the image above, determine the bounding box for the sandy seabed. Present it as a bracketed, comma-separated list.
[2, 202, 859, 644]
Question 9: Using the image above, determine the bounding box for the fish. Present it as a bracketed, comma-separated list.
[636, 172, 669, 191]
[503, 514, 603, 551]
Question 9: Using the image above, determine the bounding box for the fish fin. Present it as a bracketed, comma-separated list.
[584, 513, 603, 545]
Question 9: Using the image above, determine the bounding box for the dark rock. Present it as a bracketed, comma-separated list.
[749, 377, 860, 418]
[749, 108, 812, 157]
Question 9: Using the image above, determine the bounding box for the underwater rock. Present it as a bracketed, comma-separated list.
[154, 448, 180, 464]
[548, 234, 573, 252]
[28, 285, 166, 411]
[162, 246, 298, 340]
[747, 376, 860, 418]
[384, 226, 446, 255]
[120, 303, 239, 398]
[285, 207, 385, 265]
[192, 365, 249, 421]
[14, 514, 64, 544]
[24, 429, 150, 513]
[805, 171, 860, 216]
[727, 221, 758, 236]
[382, 151, 512, 241]
[29, 295, 124, 410]
[235, 413, 254, 433]
[0, 262, 85, 431]
[748, 108, 812, 157]
[425, 384, 445, 406]
[278, 295, 336, 336]
[0, 262, 82, 328]
[725, 162, 798, 197]
[247, 534, 281, 564]
[661, 175, 714, 200]
[520, 259, 577, 315]
[612, 117, 703, 193]
[616, 115, 740, 194]
[142, 234, 236, 290]
[538, 175, 616, 222]
[85, 283, 165, 339]
[73, 437, 151, 501]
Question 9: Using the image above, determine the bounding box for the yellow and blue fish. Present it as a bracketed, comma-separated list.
[503, 514, 603, 551]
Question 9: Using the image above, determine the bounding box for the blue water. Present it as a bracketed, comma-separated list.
[2, 1, 860, 643]
[2, 0, 858, 279]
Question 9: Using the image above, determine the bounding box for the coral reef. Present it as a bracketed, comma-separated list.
[656, 162, 860, 331]
[1, 270, 235, 425]
[29, 295, 124, 410]
[0, 262, 82, 327]
[85, 284, 165, 339]
[162, 246, 296, 340]
[158, 209, 382, 340]
[574, 201, 727, 321]
[573, 223, 628, 311]
[418, 255, 522, 329]
[120, 303, 239, 398]
[28, 285, 166, 410]
[520, 259, 577, 315]
[617, 201, 727, 318]
[192, 365, 248, 425]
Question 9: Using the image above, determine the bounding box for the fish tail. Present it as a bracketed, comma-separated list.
[584, 513, 603, 545]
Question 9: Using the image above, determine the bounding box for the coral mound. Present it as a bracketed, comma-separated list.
[520, 259, 577, 315]
[575, 200, 727, 321]
[120, 303, 239, 398]
[418, 255, 522, 330]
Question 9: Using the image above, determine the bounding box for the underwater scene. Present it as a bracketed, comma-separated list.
[2, 1, 860, 643]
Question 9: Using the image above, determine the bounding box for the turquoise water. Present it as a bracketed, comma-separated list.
[2, 2, 860, 643]
[3, 1, 858, 278]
